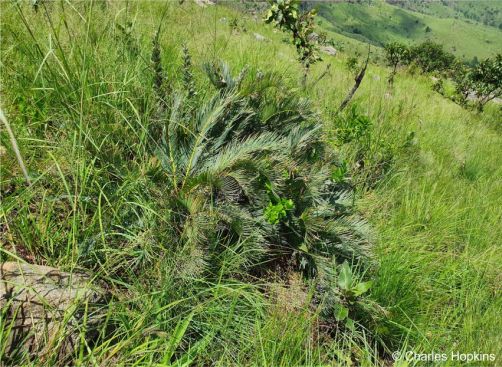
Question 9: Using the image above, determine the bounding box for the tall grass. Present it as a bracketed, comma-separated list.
[1, 2, 381, 366]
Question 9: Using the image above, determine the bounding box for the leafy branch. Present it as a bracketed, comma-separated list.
[264, 0, 320, 86]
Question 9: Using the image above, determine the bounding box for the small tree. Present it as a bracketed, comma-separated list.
[410, 40, 454, 74]
[469, 54, 502, 111]
[384, 42, 409, 85]
[452, 54, 501, 111]
[264, 0, 320, 86]
[451, 61, 472, 106]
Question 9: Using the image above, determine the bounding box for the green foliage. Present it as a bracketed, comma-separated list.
[316, 1, 502, 61]
[452, 61, 472, 105]
[384, 41, 409, 84]
[331, 161, 348, 184]
[317, 259, 385, 338]
[116, 21, 140, 57]
[0, 2, 379, 363]
[331, 105, 415, 189]
[431, 77, 445, 95]
[334, 105, 372, 145]
[393, 0, 502, 29]
[345, 56, 360, 75]
[318, 31, 344, 51]
[409, 40, 455, 73]
[469, 54, 502, 110]
[3, 1, 500, 365]
[229, 17, 247, 33]
[264, 0, 320, 75]
[152, 28, 169, 108]
[384, 42, 410, 69]
[264, 198, 294, 225]
[152, 61, 371, 277]
[453, 54, 502, 111]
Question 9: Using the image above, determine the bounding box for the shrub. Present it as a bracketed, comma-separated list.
[453, 54, 502, 111]
[345, 56, 360, 75]
[334, 105, 372, 145]
[409, 40, 455, 74]
[154, 61, 372, 277]
[468, 54, 502, 111]
[332, 106, 413, 189]
[316, 259, 386, 337]
[452, 61, 472, 105]
[383, 42, 410, 85]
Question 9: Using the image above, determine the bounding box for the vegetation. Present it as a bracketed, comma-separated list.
[316, 0, 502, 60]
[390, 0, 502, 29]
[383, 42, 409, 84]
[264, 0, 320, 85]
[455, 54, 502, 111]
[1, 1, 501, 366]
[409, 40, 455, 74]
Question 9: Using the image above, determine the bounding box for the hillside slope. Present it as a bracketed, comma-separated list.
[1, 1, 501, 365]
[389, 0, 502, 29]
[317, 0, 502, 61]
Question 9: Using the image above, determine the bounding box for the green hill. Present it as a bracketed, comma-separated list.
[389, 0, 502, 29]
[316, 0, 502, 62]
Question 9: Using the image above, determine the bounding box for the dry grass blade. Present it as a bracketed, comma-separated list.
[0, 107, 31, 186]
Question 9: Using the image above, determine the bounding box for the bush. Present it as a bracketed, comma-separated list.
[154, 61, 372, 277]
[332, 106, 416, 189]
[315, 259, 386, 339]
[409, 40, 455, 74]
[383, 42, 410, 84]
[334, 105, 372, 145]
[468, 54, 502, 111]
[453, 54, 502, 111]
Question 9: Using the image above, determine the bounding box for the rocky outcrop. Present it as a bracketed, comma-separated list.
[194, 0, 215, 7]
[0, 262, 109, 361]
[320, 46, 337, 56]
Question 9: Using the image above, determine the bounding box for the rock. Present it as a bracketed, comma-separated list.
[194, 0, 214, 7]
[254, 33, 267, 42]
[467, 91, 478, 101]
[320, 45, 337, 56]
[308, 32, 319, 42]
[0, 262, 109, 361]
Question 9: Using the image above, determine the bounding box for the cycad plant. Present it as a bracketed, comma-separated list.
[154, 61, 371, 277]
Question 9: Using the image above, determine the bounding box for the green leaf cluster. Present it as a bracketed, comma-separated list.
[264, 0, 320, 71]
[264, 198, 294, 225]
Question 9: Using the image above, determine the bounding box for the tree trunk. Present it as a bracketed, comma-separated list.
[338, 47, 370, 113]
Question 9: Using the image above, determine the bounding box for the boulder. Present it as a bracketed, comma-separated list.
[0, 262, 108, 361]
[320, 45, 337, 56]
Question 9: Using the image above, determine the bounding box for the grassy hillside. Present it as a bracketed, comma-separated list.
[1, 1, 501, 366]
[390, 0, 502, 29]
[317, 0, 502, 61]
